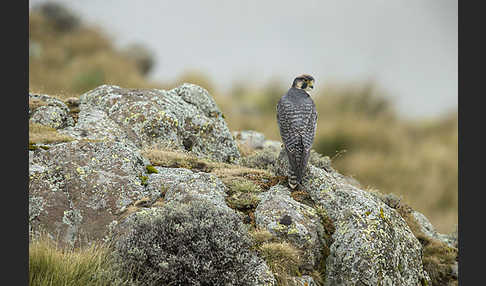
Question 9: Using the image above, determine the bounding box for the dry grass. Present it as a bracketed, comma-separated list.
[29, 122, 74, 145]
[258, 242, 303, 285]
[141, 146, 276, 184]
[250, 228, 303, 285]
[29, 233, 133, 286]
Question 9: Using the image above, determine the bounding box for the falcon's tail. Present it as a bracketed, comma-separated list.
[288, 148, 310, 190]
[288, 169, 298, 189]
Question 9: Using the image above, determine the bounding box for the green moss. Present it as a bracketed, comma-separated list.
[226, 192, 261, 211]
[29, 142, 38, 151]
[145, 165, 158, 174]
[139, 174, 149, 186]
[225, 178, 262, 195]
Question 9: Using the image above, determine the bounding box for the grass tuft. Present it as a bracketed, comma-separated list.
[29, 122, 74, 145]
[29, 233, 133, 286]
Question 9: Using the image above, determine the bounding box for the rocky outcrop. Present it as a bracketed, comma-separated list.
[29, 85, 457, 285]
[61, 84, 240, 163]
[274, 148, 431, 285]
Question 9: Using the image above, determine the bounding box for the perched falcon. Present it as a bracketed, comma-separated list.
[277, 74, 317, 189]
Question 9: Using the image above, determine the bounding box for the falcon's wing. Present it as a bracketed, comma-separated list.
[302, 100, 317, 152]
[277, 96, 302, 154]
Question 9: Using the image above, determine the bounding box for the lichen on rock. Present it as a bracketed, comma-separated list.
[62, 84, 240, 163]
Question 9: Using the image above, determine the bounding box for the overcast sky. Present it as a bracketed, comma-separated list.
[30, 0, 457, 119]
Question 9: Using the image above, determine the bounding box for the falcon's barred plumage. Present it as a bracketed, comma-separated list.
[277, 74, 317, 189]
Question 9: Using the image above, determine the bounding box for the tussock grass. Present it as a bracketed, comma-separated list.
[258, 242, 303, 286]
[29, 234, 132, 286]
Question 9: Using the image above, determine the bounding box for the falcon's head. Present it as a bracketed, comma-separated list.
[292, 74, 315, 92]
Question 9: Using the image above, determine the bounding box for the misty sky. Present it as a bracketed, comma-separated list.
[30, 0, 457, 118]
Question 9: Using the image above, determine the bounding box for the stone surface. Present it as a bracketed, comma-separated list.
[147, 166, 229, 210]
[62, 84, 240, 163]
[412, 210, 458, 248]
[233, 130, 266, 149]
[29, 93, 74, 129]
[275, 149, 431, 285]
[29, 140, 156, 246]
[255, 185, 326, 270]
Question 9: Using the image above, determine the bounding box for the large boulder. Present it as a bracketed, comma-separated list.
[274, 149, 431, 285]
[62, 84, 240, 163]
[29, 140, 156, 246]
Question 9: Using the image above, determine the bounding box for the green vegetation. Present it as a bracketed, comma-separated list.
[145, 165, 158, 174]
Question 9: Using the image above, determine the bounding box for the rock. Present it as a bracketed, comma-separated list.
[412, 210, 458, 248]
[262, 140, 282, 153]
[255, 185, 326, 271]
[146, 166, 229, 210]
[290, 275, 318, 286]
[29, 140, 157, 246]
[233, 130, 266, 149]
[240, 148, 279, 171]
[274, 149, 431, 285]
[62, 84, 240, 163]
[27, 86, 455, 285]
[29, 93, 74, 129]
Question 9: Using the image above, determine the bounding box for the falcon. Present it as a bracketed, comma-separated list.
[277, 74, 317, 189]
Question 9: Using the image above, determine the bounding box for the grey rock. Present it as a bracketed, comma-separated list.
[240, 148, 279, 171]
[147, 166, 229, 211]
[262, 140, 282, 153]
[29, 140, 156, 246]
[29, 93, 74, 128]
[233, 130, 266, 149]
[63, 84, 240, 163]
[274, 149, 431, 285]
[255, 185, 326, 270]
[290, 275, 317, 286]
[412, 210, 458, 248]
